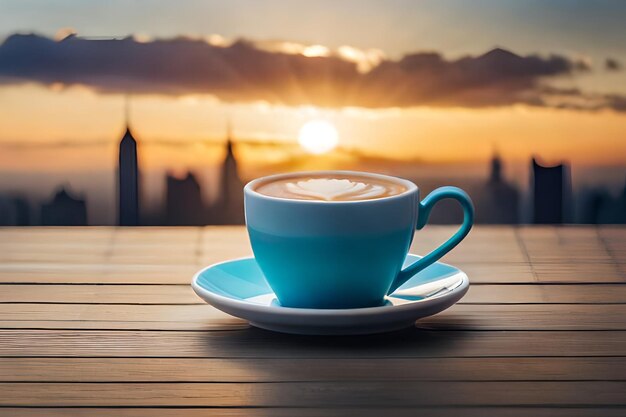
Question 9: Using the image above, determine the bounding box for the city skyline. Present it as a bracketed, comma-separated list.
[2, 116, 624, 226]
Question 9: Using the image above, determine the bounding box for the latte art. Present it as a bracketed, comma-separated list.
[286, 179, 387, 201]
[254, 174, 407, 201]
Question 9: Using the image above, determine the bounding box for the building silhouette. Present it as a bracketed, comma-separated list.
[584, 176, 626, 224]
[0, 195, 30, 226]
[583, 191, 607, 224]
[531, 157, 571, 224]
[212, 124, 245, 224]
[0, 196, 19, 226]
[166, 171, 205, 225]
[0, 197, 16, 226]
[13, 197, 30, 225]
[478, 152, 520, 224]
[41, 187, 87, 226]
[489, 152, 503, 184]
[118, 125, 140, 226]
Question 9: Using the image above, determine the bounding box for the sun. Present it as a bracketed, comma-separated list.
[298, 120, 339, 154]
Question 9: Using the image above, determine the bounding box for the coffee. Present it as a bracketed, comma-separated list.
[254, 173, 407, 202]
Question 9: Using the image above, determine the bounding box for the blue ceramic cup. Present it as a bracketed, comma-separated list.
[245, 171, 473, 309]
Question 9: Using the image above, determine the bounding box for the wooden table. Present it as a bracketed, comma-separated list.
[0, 226, 625, 416]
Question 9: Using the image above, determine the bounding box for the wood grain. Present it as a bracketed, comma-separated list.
[2, 357, 624, 382]
[2, 408, 625, 417]
[0, 226, 624, 414]
[1, 329, 625, 358]
[1, 381, 625, 407]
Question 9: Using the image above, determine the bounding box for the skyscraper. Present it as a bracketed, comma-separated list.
[585, 176, 626, 224]
[489, 152, 502, 184]
[0, 195, 30, 226]
[166, 171, 205, 225]
[118, 125, 140, 226]
[41, 187, 87, 226]
[531, 157, 571, 224]
[478, 152, 519, 224]
[213, 123, 245, 224]
[0, 196, 19, 226]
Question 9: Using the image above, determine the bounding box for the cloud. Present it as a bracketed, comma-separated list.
[605, 57, 622, 71]
[604, 94, 626, 111]
[1, 33, 623, 112]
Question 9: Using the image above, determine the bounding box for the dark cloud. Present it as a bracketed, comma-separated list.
[605, 57, 622, 71]
[0, 33, 622, 112]
[354, 48, 589, 108]
[604, 94, 626, 112]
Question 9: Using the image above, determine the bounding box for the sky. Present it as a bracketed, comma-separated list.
[0, 0, 625, 177]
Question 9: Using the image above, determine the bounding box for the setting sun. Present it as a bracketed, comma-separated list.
[298, 120, 339, 155]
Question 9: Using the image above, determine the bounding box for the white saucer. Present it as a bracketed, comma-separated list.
[191, 254, 469, 335]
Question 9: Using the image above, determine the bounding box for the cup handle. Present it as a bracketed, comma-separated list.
[387, 186, 474, 294]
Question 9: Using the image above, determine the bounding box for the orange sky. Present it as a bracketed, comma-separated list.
[1, 83, 625, 175]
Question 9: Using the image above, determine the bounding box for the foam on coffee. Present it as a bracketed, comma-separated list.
[254, 174, 407, 201]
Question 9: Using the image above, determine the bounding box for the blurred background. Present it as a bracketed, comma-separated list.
[0, 0, 625, 226]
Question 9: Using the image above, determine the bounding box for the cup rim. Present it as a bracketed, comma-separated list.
[244, 170, 418, 204]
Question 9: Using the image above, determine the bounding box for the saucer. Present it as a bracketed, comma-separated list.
[191, 254, 469, 335]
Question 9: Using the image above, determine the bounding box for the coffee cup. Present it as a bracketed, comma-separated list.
[244, 171, 473, 309]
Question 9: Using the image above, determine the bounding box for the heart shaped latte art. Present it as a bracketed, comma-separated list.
[285, 178, 386, 201]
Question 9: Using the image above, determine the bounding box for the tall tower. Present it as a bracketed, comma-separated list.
[477, 151, 520, 224]
[221, 121, 237, 206]
[215, 121, 244, 224]
[489, 152, 502, 184]
[531, 157, 570, 224]
[118, 99, 139, 226]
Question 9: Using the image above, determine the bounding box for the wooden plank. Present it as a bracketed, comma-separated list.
[109, 227, 200, 250]
[0, 251, 109, 264]
[465, 284, 626, 304]
[0, 304, 246, 330]
[0, 264, 199, 284]
[518, 227, 619, 265]
[1, 330, 624, 358]
[532, 263, 625, 283]
[0, 284, 200, 304]
[0, 304, 624, 331]
[599, 226, 626, 264]
[0, 381, 624, 407]
[0, 227, 115, 242]
[450, 263, 536, 283]
[2, 284, 625, 304]
[199, 226, 253, 265]
[3, 408, 626, 417]
[412, 229, 527, 264]
[2, 357, 624, 382]
[419, 304, 626, 330]
[522, 245, 614, 264]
